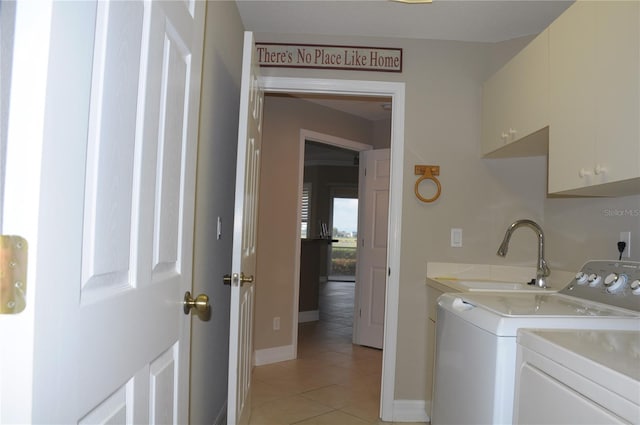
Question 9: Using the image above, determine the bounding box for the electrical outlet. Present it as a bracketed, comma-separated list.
[273, 317, 280, 331]
[619, 231, 631, 258]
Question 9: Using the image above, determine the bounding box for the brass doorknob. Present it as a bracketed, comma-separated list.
[239, 272, 254, 284]
[183, 291, 210, 318]
[223, 272, 254, 286]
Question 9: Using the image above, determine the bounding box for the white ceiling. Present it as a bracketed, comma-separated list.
[235, 0, 574, 43]
[244, 0, 574, 121]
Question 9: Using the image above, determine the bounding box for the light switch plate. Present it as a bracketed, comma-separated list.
[451, 228, 462, 248]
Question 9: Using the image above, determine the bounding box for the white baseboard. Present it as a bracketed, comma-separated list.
[298, 310, 319, 323]
[253, 344, 295, 366]
[391, 399, 430, 423]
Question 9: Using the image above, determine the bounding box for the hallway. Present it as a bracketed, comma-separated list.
[249, 281, 415, 424]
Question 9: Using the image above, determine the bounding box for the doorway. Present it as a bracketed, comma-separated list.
[298, 140, 361, 327]
[260, 77, 405, 421]
[297, 132, 374, 343]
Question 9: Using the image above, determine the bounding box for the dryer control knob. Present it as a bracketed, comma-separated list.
[575, 272, 588, 285]
[630, 280, 640, 295]
[604, 273, 627, 293]
[587, 273, 602, 287]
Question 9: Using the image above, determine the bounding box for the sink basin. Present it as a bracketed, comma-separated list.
[451, 280, 532, 291]
[430, 276, 559, 293]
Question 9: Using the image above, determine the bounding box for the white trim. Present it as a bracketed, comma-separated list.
[382, 82, 405, 422]
[253, 344, 296, 366]
[297, 310, 319, 323]
[391, 400, 430, 423]
[291, 130, 304, 360]
[261, 76, 405, 422]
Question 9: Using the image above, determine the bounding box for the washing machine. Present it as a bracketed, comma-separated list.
[514, 329, 640, 424]
[430, 260, 640, 425]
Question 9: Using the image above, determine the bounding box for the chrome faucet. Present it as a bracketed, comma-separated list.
[497, 219, 550, 288]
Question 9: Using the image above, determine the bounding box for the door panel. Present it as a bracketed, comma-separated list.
[78, 385, 128, 425]
[149, 344, 180, 424]
[355, 149, 389, 349]
[1, 1, 205, 422]
[228, 32, 263, 425]
[81, 0, 142, 300]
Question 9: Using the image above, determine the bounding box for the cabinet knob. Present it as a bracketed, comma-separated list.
[578, 168, 592, 178]
[594, 164, 607, 175]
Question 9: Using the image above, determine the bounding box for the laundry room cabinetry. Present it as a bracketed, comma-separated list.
[481, 29, 549, 157]
[547, 1, 640, 195]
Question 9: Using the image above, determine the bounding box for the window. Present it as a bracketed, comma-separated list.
[329, 197, 358, 278]
[300, 182, 311, 238]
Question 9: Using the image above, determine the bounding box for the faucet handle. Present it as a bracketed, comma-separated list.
[535, 276, 548, 289]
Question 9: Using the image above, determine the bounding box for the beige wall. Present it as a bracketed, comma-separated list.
[255, 32, 640, 402]
[255, 95, 375, 350]
[372, 117, 392, 149]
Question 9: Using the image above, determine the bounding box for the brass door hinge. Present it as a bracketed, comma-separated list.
[1, 235, 27, 314]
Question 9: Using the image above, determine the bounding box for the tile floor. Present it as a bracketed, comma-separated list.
[249, 281, 427, 425]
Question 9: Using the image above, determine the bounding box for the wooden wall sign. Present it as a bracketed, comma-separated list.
[256, 43, 402, 72]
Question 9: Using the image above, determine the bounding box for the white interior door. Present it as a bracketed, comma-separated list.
[227, 31, 263, 425]
[0, 1, 205, 423]
[354, 149, 390, 349]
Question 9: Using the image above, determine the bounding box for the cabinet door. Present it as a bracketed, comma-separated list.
[482, 30, 549, 157]
[482, 64, 511, 155]
[426, 284, 445, 413]
[594, 1, 640, 186]
[549, 1, 640, 195]
[548, 1, 597, 193]
[508, 29, 549, 149]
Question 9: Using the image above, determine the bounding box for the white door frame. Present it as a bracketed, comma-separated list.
[262, 77, 404, 421]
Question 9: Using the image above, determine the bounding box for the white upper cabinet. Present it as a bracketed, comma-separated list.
[548, 1, 640, 195]
[482, 29, 549, 157]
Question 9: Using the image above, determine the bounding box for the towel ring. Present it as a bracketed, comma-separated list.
[414, 165, 441, 203]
